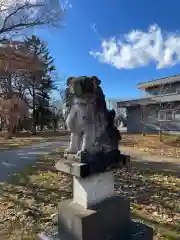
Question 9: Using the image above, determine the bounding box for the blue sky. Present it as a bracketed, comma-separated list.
[37, 0, 180, 100]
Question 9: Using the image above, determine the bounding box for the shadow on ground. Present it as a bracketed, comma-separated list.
[132, 159, 180, 177]
[0, 149, 72, 239]
[0, 149, 179, 239]
[115, 160, 180, 239]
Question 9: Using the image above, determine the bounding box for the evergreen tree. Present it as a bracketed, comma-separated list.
[24, 35, 56, 133]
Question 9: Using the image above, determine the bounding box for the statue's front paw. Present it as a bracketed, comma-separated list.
[77, 150, 83, 157]
[64, 148, 77, 154]
[64, 147, 71, 153]
[77, 150, 87, 157]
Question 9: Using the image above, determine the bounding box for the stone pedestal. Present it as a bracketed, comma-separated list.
[73, 171, 114, 208]
[57, 196, 130, 240]
[38, 153, 153, 240]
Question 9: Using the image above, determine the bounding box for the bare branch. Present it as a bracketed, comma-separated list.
[0, 0, 69, 38]
[0, 40, 45, 73]
[0, 94, 28, 133]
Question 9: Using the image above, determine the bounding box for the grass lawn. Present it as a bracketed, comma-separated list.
[0, 148, 179, 239]
[0, 131, 69, 151]
[121, 133, 180, 158]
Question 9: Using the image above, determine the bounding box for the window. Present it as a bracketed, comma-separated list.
[166, 110, 174, 121]
[174, 109, 180, 120]
[158, 109, 174, 121]
[159, 111, 165, 120]
[176, 88, 180, 94]
[174, 113, 180, 120]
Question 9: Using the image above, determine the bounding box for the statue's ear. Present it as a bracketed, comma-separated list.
[111, 109, 116, 119]
[108, 109, 116, 120]
[67, 77, 74, 86]
[91, 76, 101, 85]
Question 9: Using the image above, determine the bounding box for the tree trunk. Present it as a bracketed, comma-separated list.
[159, 121, 163, 142]
[53, 121, 57, 132]
[40, 111, 44, 131]
[40, 124, 44, 131]
[141, 105, 146, 136]
[7, 74, 13, 135]
[64, 124, 67, 130]
[0, 117, 3, 131]
[7, 73, 12, 99]
[40, 120, 44, 131]
[32, 75, 36, 135]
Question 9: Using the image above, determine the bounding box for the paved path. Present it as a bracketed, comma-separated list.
[1, 140, 179, 182]
[120, 147, 180, 176]
[120, 147, 180, 163]
[0, 140, 68, 181]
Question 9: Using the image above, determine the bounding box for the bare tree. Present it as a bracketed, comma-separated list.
[51, 87, 67, 130]
[157, 84, 169, 141]
[140, 83, 180, 141]
[140, 95, 165, 139]
[0, 39, 46, 104]
[140, 102, 147, 136]
[0, 0, 69, 134]
[150, 83, 178, 141]
[58, 88, 67, 129]
[0, 94, 28, 136]
[107, 99, 127, 126]
[0, 0, 68, 39]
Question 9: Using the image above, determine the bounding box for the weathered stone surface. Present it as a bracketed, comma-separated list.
[39, 76, 152, 240]
[55, 159, 89, 178]
[38, 211, 153, 240]
[130, 221, 154, 240]
[57, 196, 130, 240]
[62, 76, 122, 159]
[73, 171, 114, 208]
[55, 152, 130, 178]
[38, 229, 61, 240]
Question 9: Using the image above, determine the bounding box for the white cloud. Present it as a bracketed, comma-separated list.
[90, 24, 180, 69]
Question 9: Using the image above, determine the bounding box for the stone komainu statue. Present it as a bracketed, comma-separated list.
[63, 76, 121, 157]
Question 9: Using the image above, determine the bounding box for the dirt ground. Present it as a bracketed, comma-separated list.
[121, 133, 180, 158]
[0, 148, 179, 240]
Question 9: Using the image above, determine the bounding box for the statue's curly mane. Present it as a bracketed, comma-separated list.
[63, 76, 121, 156]
[63, 76, 107, 119]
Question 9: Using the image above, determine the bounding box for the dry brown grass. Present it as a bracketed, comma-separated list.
[0, 131, 69, 150]
[0, 148, 179, 239]
[121, 133, 180, 158]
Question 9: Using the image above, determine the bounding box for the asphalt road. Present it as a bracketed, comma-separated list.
[1, 138, 179, 182]
[0, 140, 68, 181]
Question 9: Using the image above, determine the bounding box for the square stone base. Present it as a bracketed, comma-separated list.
[57, 196, 130, 240]
[73, 171, 114, 208]
[38, 196, 153, 240]
[38, 221, 153, 240]
[55, 152, 130, 178]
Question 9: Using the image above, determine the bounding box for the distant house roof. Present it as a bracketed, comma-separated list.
[137, 74, 180, 89]
[117, 93, 180, 107]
